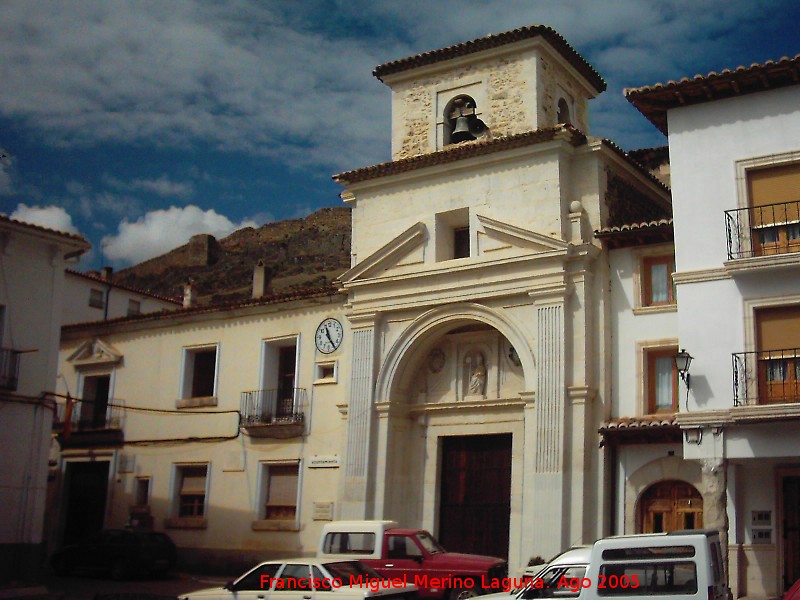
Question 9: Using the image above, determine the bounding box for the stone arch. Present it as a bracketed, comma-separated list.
[375, 303, 534, 403]
[625, 455, 703, 533]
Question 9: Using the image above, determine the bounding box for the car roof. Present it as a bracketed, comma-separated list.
[255, 558, 364, 566]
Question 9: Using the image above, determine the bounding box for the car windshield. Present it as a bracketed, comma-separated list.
[415, 532, 445, 554]
[324, 561, 383, 580]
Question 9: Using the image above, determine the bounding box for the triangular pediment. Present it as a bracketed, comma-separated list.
[476, 214, 569, 253]
[67, 338, 123, 369]
[338, 222, 427, 284]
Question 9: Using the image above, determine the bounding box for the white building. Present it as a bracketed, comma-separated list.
[626, 54, 800, 597]
[332, 25, 670, 571]
[0, 215, 89, 583]
[63, 267, 181, 324]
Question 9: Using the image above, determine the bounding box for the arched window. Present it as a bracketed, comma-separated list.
[639, 480, 703, 533]
[443, 95, 487, 145]
[557, 98, 571, 125]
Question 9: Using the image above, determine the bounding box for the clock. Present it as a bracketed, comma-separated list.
[315, 318, 343, 354]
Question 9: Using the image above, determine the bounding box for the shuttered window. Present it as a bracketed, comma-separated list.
[264, 463, 299, 520]
[756, 306, 800, 404]
[748, 163, 800, 255]
[178, 465, 207, 517]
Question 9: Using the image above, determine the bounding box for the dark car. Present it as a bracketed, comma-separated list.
[51, 529, 177, 580]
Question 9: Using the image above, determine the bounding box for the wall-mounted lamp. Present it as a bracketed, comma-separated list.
[674, 349, 693, 390]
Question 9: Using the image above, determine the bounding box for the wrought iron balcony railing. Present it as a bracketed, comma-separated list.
[733, 348, 800, 406]
[53, 399, 124, 431]
[0, 348, 21, 391]
[725, 200, 800, 259]
[240, 388, 306, 426]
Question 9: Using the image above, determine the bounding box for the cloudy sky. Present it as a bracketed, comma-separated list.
[1, 1, 798, 268]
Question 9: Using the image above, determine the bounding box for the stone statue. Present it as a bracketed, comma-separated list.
[466, 353, 486, 396]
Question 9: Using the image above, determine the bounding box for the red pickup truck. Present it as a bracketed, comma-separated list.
[318, 521, 508, 600]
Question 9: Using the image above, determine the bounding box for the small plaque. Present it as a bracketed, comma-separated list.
[313, 502, 334, 521]
[117, 453, 135, 473]
[308, 455, 340, 468]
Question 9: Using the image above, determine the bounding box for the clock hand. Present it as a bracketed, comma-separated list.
[325, 326, 335, 345]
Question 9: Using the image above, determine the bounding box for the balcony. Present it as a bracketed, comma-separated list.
[53, 399, 124, 447]
[0, 348, 21, 391]
[726, 200, 800, 260]
[733, 348, 800, 406]
[240, 388, 305, 438]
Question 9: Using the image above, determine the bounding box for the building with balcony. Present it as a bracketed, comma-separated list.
[626, 54, 800, 598]
[52, 278, 349, 570]
[0, 215, 90, 583]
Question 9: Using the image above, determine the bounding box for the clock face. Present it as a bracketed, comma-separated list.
[315, 318, 343, 354]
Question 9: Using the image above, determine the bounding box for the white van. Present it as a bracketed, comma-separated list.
[492, 531, 727, 600]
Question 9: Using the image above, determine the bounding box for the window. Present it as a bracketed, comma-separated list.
[127, 299, 141, 316]
[756, 305, 800, 404]
[436, 208, 470, 261]
[89, 288, 105, 309]
[557, 98, 571, 125]
[642, 255, 675, 306]
[646, 347, 678, 413]
[134, 477, 150, 507]
[176, 465, 208, 517]
[262, 462, 299, 520]
[748, 162, 800, 256]
[181, 345, 218, 400]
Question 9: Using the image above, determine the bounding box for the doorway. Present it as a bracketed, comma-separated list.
[438, 433, 511, 558]
[62, 461, 109, 544]
[639, 480, 703, 533]
[80, 374, 110, 429]
[783, 477, 800, 590]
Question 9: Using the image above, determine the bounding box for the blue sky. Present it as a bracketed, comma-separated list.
[1, 0, 798, 269]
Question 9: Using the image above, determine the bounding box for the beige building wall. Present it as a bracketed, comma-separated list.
[53, 294, 350, 570]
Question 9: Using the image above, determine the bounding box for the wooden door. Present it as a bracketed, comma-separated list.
[640, 480, 703, 533]
[439, 434, 511, 559]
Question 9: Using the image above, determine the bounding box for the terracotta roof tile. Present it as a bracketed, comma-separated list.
[66, 268, 182, 305]
[600, 415, 678, 431]
[333, 126, 587, 185]
[62, 286, 344, 332]
[373, 25, 606, 93]
[625, 54, 800, 134]
[0, 213, 90, 247]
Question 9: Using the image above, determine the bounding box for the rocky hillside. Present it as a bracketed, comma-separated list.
[111, 206, 351, 305]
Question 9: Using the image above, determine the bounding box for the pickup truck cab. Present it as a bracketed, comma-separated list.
[318, 521, 508, 600]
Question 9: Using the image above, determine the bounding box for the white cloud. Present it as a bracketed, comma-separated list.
[9, 203, 79, 234]
[101, 205, 257, 265]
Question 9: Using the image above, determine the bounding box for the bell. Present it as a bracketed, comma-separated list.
[451, 115, 473, 143]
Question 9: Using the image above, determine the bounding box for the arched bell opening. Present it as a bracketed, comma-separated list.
[442, 94, 488, 145]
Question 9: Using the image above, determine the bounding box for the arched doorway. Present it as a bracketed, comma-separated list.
[639, 480, 703, 533]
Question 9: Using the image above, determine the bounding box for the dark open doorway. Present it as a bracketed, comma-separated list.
[62, 461, 109, 545]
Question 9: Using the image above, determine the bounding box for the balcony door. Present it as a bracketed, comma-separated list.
[80, 374, 111, 429]
[749, 162, 800, 256]
[756, 306, 800, 404]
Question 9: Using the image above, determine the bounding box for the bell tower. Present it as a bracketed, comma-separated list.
[373, 25, 606, 161]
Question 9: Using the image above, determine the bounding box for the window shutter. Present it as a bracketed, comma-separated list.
[267, 465, 298, 506]
[180, 467, 207, 494]
[757, 306, 800, 351]
[748, 163, 800, 226]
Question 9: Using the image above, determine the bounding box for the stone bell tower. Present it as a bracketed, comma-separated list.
[373, 25, 606, 161]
